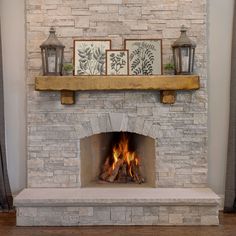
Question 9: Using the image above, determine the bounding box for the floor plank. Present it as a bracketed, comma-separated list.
[0, 211, 235, 236]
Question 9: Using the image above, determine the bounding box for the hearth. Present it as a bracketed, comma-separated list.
[80, 132, 155, 187]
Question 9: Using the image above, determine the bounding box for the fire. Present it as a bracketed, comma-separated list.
[99, 133, 144, 184]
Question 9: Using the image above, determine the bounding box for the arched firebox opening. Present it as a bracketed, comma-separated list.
[80, 132, 156, 187]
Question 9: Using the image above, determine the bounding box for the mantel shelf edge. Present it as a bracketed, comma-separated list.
[35, 75, 200, 105]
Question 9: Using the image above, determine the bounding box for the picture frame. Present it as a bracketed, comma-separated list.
[124, 39, 162, 75]
[106, 50, 129, 75]
[73, 39, 111, 75]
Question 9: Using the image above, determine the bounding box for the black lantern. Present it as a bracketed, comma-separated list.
[172, 26, 196, 75]
[40, 27, 65, 75]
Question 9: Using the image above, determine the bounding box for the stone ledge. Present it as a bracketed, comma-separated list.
[14, 188, 220, 207]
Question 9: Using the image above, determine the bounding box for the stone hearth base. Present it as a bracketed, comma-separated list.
[14, 188, 220, 226]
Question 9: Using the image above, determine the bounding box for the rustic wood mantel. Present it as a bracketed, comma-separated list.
[35, 75, 200, 105]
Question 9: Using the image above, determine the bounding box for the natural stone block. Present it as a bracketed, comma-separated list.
[18, 207, 37, 217]
[16, 216, 34, 226]
[194, 113, 207, 124]
[144, 215, 159, 224]
[169, 214, 183, 224]
[201, 215, 219, 225]
[199, 206, 219, 215]
[72, 9, 90, 15]
[144, 207, 159, 216]
[79, 207, 93, 216]
[111, 207, 126, 221]
[93, 207, 111, 221]
[62, 213, 80, 225]
[159, 214, 169, 224]
[120, 114, 129, 131]
[45, 0, 62, 4]
[100, 0, 122, 4]
[132, 207, 143, 216]
[28, 0, 43, 5]
[64, 158, 79, 167]
[28, 159, 44, 169]
[90, 117, 100, 134]
[75, 16, 90, 28]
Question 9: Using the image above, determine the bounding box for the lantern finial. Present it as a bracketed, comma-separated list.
[49, 27, 55, 33]
[180, 25, 187, 32]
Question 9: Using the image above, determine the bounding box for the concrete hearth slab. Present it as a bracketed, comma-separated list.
[14, 188, 219, 207]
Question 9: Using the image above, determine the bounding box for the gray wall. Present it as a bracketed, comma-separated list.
[0, 0, 234, 195]
[0, 0, 26, 193]
[208, 0, 234, 194]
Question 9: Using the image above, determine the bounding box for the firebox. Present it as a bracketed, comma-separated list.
[80, 132, 156, 187]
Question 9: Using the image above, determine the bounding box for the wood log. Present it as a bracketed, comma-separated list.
[102, 157, 110, 172]
[106, 159, 124, 182]
[99, 157, 145, 184]
[116, 163, 128, 183]
[99, 171, 110, 181]
[131, 161, 144, 184]
[99, 157, 111, 181]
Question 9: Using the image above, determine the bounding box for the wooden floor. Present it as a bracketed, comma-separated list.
[0, 212, 236, 236]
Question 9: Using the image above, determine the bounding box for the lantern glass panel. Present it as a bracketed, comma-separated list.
[47, 48, 57, 73]
[191, 48, 195, 72]
[56, 48, 63, 72]
[41, 49, 46, 74]
[180, 47, 190, 73]
[174, 48, 180, 74]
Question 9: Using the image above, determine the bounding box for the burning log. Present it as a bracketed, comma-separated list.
[106, 159, 124, 182]
[131, 161, 145, 184]
[99, 157, 111, 181]
[117, 163, 128, 183]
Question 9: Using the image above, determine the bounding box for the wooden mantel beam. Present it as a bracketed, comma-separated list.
[35, 75, 200, 91]
[35, 75, 200, 105]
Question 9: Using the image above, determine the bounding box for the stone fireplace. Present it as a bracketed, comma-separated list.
[14, 0, 220, 226]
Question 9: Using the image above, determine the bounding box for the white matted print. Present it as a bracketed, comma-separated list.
[74, 40, 111, 75]
[125, 39, 162, 75]
[106, 50, 129, 75]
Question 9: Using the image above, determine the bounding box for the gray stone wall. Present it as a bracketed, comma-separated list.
[17, 205, 219, 226]
[26, 0, 208, 188]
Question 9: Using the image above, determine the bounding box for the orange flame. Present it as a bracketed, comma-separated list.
[99, 132, 144, 184]
[111, 133, 140, 175]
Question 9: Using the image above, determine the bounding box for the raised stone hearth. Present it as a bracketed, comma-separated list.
[14, 0, 220, 226]
[15, 188, 219, 226]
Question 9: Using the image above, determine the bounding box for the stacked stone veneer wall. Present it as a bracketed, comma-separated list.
[26, 0, 208, 188]
[17, 205, 218, 226]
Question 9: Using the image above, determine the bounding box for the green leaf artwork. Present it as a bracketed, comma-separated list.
[74, 41, 111, 75]
[109, 52, 127, 75]
[125, 40, 162, 75]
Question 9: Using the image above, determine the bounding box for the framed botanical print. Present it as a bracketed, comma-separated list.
[106, 50, 129, 75]
[124, 39, 162, 75]
[74, 39, 111, 75]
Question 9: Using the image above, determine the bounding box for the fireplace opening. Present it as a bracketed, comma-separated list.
[99, 132, 145, 184]
[80, 132, 156, 187]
